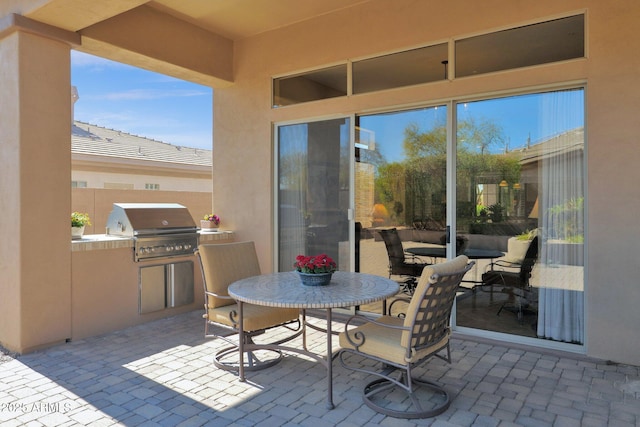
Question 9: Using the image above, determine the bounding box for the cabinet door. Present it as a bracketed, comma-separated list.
[139, 265, 166, 314]
[166, 261, 194, 308]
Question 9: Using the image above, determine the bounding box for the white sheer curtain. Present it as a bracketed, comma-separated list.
[535, 89, 585, 343]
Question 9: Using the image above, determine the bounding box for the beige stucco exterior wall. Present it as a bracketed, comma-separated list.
[213, 0, 640, 365]
[0, 28, 74, 352]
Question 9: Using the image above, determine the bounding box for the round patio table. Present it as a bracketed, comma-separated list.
[228, 271, 399, 409]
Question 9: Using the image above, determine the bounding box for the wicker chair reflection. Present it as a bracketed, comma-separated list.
[379, 228, 432, 295]
[196, 241, 302, 372]
[338, 256, 474, 418]
[481, 236, 539, 322]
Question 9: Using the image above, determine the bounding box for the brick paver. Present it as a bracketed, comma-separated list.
[0, 310, 638, 426]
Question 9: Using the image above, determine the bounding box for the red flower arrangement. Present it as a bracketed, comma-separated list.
[293, 254, 337, 274]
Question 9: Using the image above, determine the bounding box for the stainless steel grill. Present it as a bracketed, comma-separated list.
[106, 203, 199, 261]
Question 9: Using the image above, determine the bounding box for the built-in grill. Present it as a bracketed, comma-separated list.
[106, 203, 198, 314]
[106, 203, 199, 262]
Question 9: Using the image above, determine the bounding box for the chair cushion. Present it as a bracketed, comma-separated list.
[339, 316, 450, 365]
[207, 304, 299, 332]
[503, 237, 531, 264]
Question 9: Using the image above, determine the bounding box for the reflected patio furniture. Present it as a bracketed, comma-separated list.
[338, 255, 473, 418]
[481, 236, 539, 322]
[195, 241, 302, 372]
[406, 246, 504, 296]
[379, 228, 432, 294]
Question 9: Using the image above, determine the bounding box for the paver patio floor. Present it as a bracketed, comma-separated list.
[0, 309, 638, 426]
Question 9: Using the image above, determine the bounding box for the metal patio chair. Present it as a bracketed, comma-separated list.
[196, 241, 302, 372]
[379, 228, 432, 295]
[481, 236, 539, 322]
[338, 256, 474, 418]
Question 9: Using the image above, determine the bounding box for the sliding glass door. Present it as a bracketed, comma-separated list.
[455, 89, 585, 343]
[276, 118, 351, 273]
[355, 106, 448, 313]
[276, 87, 585, 346]
[352, 88, 584, 345]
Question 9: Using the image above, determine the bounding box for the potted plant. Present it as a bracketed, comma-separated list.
[201, 214, 220, 231]
[293, 254, 337, 286]
[71, 212, 91, 239]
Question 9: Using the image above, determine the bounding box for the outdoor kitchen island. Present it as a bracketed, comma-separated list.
[70, 230, 234, 341]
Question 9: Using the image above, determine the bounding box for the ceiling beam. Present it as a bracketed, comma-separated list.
[0, 13, 80, 45]
[23, 0, 148, 32]
[78, 5, 233, 87]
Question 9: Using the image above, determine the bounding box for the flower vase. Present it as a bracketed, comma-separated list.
[200, 220, 219, 231]
[71, 225, 85, 240]
[297, 272, 333, 286]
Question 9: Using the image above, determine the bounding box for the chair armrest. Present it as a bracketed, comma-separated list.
[344, 314, 408, 331]
[485, 259, 522, 273]
[204, 290, 234, 300]
[404, 251, 432, 265]
[387, 297, 411, 317]
[342, 314, 409, 350]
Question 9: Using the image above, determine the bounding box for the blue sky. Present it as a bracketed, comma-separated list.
[71, 51, 213, 150]
[71, 50, 583, 156]
[361, 89, 584, 163]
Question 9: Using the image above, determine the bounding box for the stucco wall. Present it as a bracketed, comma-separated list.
[71, 170, 212, 192]
[71, 188, 213, 235]
[71, 248, 204, 340]
[213, 0, 640, 365]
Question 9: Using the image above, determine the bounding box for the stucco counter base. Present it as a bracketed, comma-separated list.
[70, 231, 234, 340]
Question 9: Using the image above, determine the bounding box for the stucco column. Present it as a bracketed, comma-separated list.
[0, 15, 79, 353]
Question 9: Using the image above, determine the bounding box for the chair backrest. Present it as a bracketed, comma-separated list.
[378, 228, 406, 269]
[401, 255, 472, 351]
[519, 236, 539, 283]
[197, 241, 261, 308]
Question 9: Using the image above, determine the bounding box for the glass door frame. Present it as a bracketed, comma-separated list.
[273, 114, 356, 271]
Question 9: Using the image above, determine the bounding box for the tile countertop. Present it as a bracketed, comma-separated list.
[71, 230, 234, 252]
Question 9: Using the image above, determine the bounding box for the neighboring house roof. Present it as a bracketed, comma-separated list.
[517, 127, 584, 165]
[71, 121, 212, 168]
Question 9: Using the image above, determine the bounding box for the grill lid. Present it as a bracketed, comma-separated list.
[106, 203, 197, 237]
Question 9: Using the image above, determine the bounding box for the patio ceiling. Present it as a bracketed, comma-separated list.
[149, 0, 373, 41]
[19, 0, 372, 86]
[24, 0, 371, 40]
[19, 1, 583, 88]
